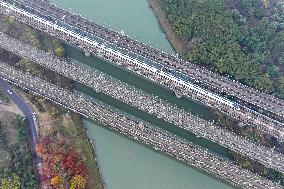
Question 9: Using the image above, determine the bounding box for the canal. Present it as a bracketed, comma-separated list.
[50, 0, 236, 188]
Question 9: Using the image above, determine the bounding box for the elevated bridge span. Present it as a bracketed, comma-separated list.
[0, 1, 283, 141]
[0, 62, 282, 189]
[1, 32, 284, 172]
[16, 0, 284, 120]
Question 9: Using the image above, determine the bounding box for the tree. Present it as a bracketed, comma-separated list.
[275, 76, 284, 99]
[278, 54, 284, 65]
[70, 175, 86, 189]
[261, 0, 270, 7]
[1, 174, 20, 189]
[38, 134, 88, 188]
[267, 65, 279, 78]
[55, 47, 64, 57]
[50, 176, 61, 186]
[254, 74, 274, 93]
[254, 8, 265, 19]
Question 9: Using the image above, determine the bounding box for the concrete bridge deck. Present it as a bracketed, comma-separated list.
[1, 32, 284, 173]
[0, 0, 283, 141]
[17, 0, 284, 121]
[0, 61, 282, 189]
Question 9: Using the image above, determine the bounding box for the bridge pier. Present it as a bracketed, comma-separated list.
[238, 122, 245, 127]
[175, 92, 182, 99]
[84, 51, 91, 57]
[278, 133, 284, 143]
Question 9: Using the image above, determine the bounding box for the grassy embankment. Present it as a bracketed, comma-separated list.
[64, 113, 104, 189]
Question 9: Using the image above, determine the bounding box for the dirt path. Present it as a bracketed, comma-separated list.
[0, 101, 24, 116]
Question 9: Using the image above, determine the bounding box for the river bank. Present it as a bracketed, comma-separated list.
[148, 0, 187, 54]
[148, 0, 284, 185]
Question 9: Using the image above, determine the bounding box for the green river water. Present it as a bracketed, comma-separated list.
[50, 0, 236, 188]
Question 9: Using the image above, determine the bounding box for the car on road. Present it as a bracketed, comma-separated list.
[7, 89, 12, 95]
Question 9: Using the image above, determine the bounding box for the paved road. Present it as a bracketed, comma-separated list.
[0, 78, 40, 181]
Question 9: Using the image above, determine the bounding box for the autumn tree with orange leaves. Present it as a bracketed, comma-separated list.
[37, 133, 88, 189]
